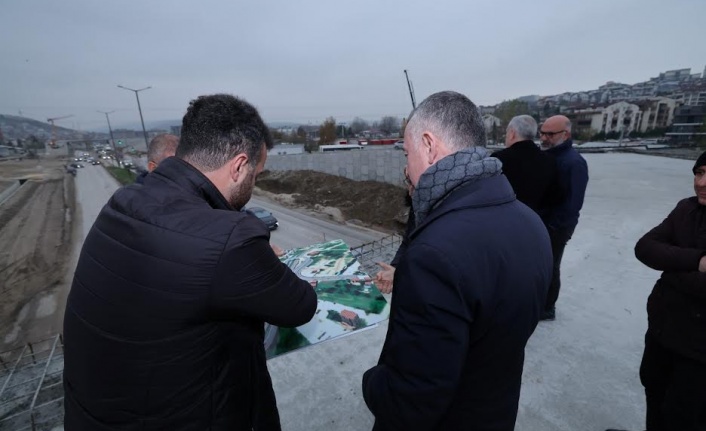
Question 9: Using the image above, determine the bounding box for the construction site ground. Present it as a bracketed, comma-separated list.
[0, 158, 75, 354]
[255, 170, 410, 233]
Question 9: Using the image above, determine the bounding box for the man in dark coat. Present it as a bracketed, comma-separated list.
[362, 91, 552, 431]
[539, 115, 589, 320]
[611, 152, 706, 431]
[63, 94, 317, 430]
[492, 114, 561, 218]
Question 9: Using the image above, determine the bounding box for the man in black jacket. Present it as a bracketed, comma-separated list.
[363, 91, 552, 431]
[611, 151, 706, 431]
[492, 115, 561, 218]
[63, 94, 317, 430]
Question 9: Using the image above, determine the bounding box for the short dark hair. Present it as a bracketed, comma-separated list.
[176, 94, 273, 171]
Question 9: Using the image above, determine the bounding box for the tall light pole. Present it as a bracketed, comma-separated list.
[117, 85, 151, 149]
[97, 110, 119, 166]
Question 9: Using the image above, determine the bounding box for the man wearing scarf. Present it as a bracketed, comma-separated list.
[362, 91, 553, 431]
[607, 151, 706, 431]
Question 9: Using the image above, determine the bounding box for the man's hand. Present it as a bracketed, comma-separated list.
[699, 255, 706, 273]
[271, 244, 285, 257]
[374, 262, 396, 294]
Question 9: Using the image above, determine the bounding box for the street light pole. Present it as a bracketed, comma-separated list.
[97, 110, 119, 166]
[117, 85, 151, 149]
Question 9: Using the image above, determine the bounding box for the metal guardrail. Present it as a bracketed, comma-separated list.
[0, 335, 64, 431]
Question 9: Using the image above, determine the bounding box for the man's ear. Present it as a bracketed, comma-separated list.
[228, 153, 250, 182]
[422, 132, 437, 165]
[147, 161, 158, 172]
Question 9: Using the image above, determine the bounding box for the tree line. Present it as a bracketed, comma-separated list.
[270, 115, 405, 152]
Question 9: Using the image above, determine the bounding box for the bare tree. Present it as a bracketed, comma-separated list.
[378, 116, 400, 136]
[319, 117, 337, 145]
[350, 117, 370, 135]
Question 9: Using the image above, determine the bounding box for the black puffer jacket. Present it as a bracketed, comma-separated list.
[63, 157, 317, 430]
[635, 197, 706, 363]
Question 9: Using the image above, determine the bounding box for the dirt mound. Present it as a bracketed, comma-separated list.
[256, 170, 410, 232]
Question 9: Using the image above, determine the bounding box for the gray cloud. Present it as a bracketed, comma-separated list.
[1, 0, 704, 131]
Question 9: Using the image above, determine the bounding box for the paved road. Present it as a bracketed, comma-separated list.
[73, 164, 121, 240]
[249, 197, 384, 250]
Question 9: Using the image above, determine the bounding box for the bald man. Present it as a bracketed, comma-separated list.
[136, 134, 179, 184]
[538, 115, 588, 321]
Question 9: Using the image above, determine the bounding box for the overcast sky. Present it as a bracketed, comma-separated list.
[1, 0, 705, 131]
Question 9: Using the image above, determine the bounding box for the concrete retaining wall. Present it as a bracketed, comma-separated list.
[265, 149, 407, 186]
[0, 180, 25, 206]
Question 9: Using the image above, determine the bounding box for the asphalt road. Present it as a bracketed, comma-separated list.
[73, 164, 120, 240]
[248, 197, 384, 251]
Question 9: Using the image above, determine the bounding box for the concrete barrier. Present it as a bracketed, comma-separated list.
[265, 149, 407, 186]
[0, 179, 27, 206]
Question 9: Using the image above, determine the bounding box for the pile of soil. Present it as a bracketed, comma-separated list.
[256, 170, 410, 232]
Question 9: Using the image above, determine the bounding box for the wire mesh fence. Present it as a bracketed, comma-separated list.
[0, 335, 64, 431]
[350, 233, 402, 276]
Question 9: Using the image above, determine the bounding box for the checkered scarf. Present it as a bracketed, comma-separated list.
[412, 147, 502, 226]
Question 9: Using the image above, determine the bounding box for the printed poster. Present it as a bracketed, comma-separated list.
[265, 239, 390, 359]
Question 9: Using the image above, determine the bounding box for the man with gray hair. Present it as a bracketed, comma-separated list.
[492, 115, 561, 218]
[135, 133, 180, 184]
[147, 133, 179, 172]
[362, 91, 552, 431]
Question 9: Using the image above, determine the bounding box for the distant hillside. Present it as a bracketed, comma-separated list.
[0, 114, 106, 141]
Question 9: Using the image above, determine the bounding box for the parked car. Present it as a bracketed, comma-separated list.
[393, 140, 405, 150]
[70, 163, 84, 169]
[245, 207, 279, 230]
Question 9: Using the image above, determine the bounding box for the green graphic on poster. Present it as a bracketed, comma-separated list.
[265, 240, 390, 359]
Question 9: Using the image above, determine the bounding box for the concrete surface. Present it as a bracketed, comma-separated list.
[65, 153, 699, 430]
[267, 153, 695, 431]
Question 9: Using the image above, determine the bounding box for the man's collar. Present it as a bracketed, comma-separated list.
[150, 157, 234, 211]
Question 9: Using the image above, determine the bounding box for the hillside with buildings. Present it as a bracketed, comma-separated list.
[0, 114, 107, 144]
[481, 66, 706, 143]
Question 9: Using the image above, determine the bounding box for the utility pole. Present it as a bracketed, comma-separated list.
[404, 70, 417, 110]
[97, 110, 119, 166]
[117, 85, 151, 149]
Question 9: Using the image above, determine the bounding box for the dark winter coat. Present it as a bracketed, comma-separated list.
[63, 157, 317, 431]
[134, 170, 148, 184]
[544, 139, 589, 230]
[363, 175, 552, 431]
[492, 140, 562, 220]
[635, 197, 706, 364]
